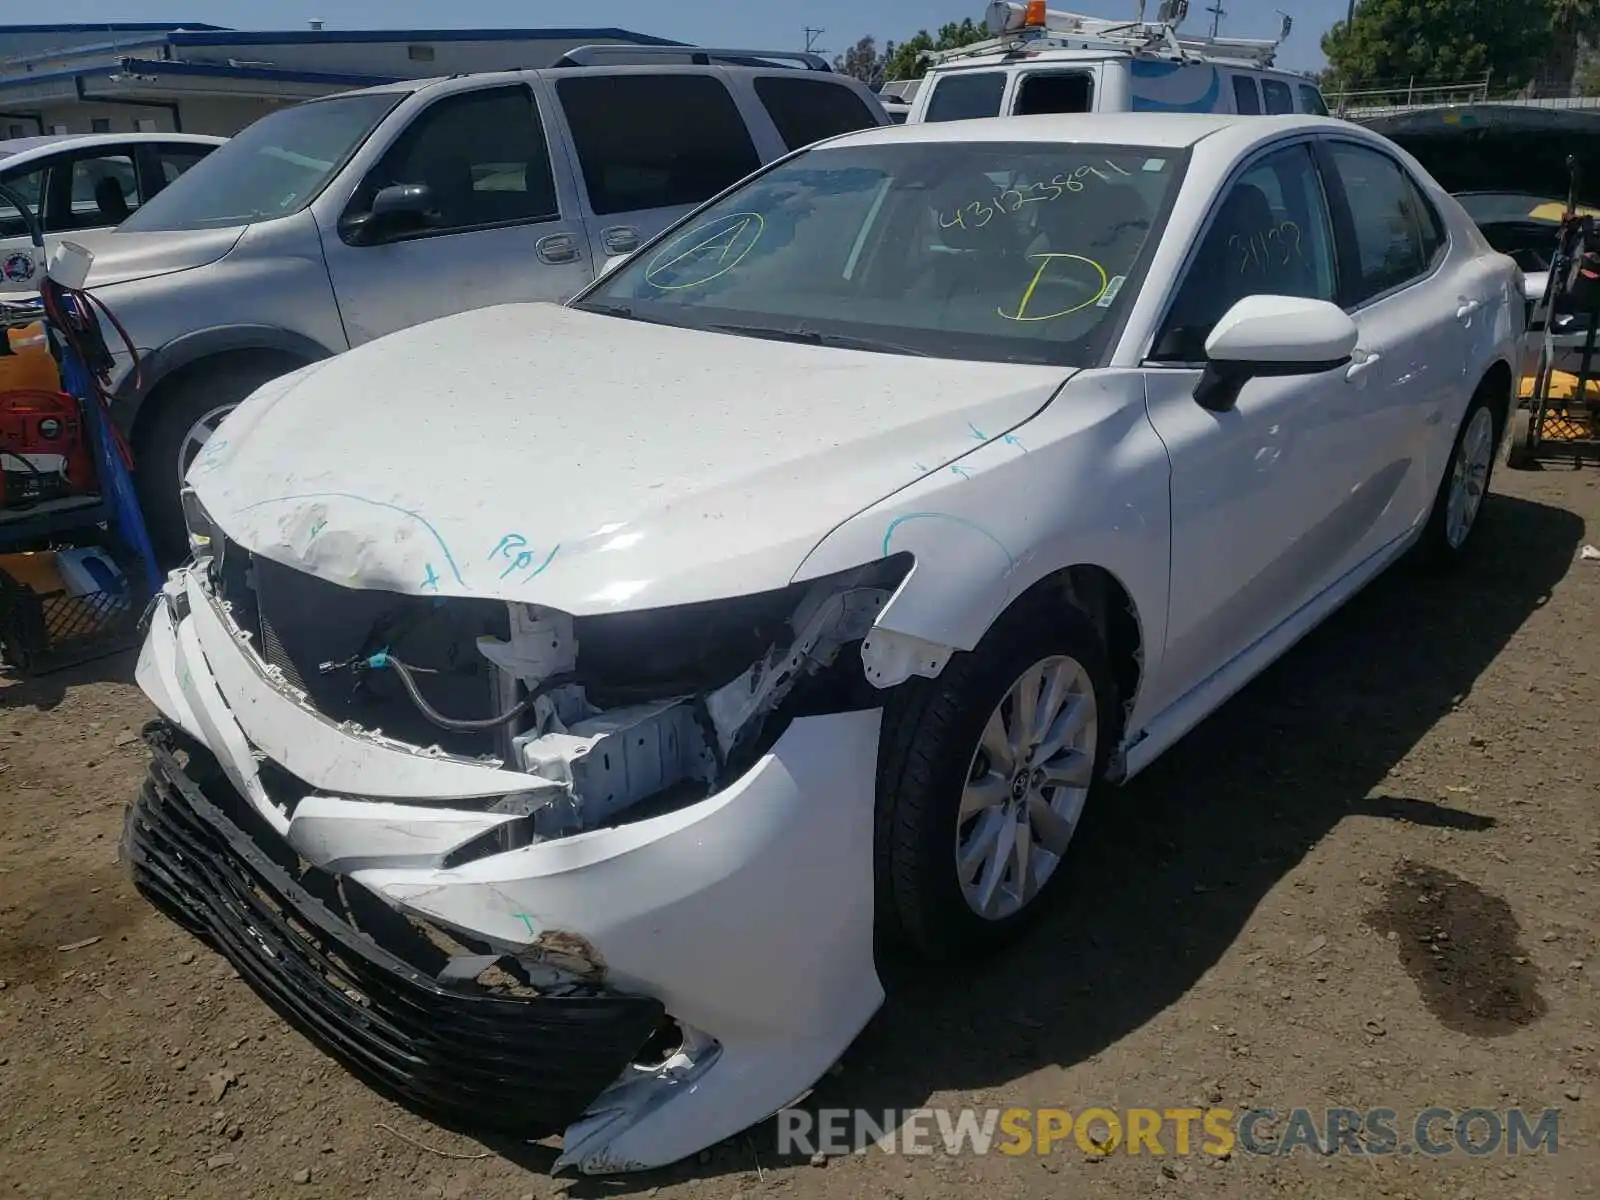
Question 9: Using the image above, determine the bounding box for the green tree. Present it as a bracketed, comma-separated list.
[1547, 0, 1600, 93]
[834, 35, 893, 88]
[1321, 0, 1553, 96]
[884, 18, 988, 81]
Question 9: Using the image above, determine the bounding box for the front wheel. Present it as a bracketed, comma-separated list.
[876, 598, 1117, 960]
[133, 358, 299, 564]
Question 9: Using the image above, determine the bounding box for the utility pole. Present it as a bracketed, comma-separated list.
[1205, 0, 1225, 37]
[804, 27, 826, 53]
[1345, 0, 1356, 30]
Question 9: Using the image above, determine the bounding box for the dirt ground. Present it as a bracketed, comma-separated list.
[2, 463, 1597, 1200]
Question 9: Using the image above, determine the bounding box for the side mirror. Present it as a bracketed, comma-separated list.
[1195, 295, 1358, 413]
[1522, 270, 1549, 304]
[339, 183, 434, 246]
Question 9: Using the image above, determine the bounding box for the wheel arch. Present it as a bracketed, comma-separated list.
[1478, 356, 1515, 441]
[116, 325, 335, 438]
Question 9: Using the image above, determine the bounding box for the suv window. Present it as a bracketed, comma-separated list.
[62, 153, 143, 229]
[924, 72, 1007, 122]
[557, 74, 760, 216]
[1154, 143, 1338, 360]
[1014, 71, 1094, 115]
[754, 76, 879, 151]
[1260, 78, 1295, 115]
[1299, 85, 1329, 116]
[366, 86, 558, 233]
[1327, 141, 1441, 303]
[1232, 75, 1262, 115]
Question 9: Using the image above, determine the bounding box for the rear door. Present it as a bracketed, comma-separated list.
[1315, 136, 1476, 545]
[318, 81, 592, 346]
[548, 70, 764, 264]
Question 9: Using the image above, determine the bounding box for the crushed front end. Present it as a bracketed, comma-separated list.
[128, 508, 908, 1173]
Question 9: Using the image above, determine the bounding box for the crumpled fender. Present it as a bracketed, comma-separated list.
[792, 369, 1173, 717]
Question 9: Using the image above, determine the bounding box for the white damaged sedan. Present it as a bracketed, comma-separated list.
[128, 112, 1521, 1173]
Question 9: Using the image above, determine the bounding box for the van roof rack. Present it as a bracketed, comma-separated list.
[922, 2, 1287, 71]
[553, 44, 833, 72]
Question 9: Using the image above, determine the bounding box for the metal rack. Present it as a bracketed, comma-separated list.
[925, 2, 1287, 69]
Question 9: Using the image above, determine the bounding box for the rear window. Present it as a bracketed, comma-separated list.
[1299, 84, 1329, 116]
[556, 74, 761, 216]
[754, 76, 879, 151]
[1260, 78, 1294, 115]
[924, 72, 1007, 122]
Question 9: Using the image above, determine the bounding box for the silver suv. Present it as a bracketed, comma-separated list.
[77, 49, 887, 557]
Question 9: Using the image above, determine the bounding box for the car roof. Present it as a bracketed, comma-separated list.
[0, 132, 226, 164]
[824, 111, 1342, 151]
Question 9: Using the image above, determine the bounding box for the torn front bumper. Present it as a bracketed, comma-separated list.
[129, 570, 886, 1173]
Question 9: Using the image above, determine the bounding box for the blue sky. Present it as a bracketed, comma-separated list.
[45, 1, 1345, 70]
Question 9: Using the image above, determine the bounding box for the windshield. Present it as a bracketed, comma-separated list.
[577, 140, 1182, 366]
[119, 93, 402, 232]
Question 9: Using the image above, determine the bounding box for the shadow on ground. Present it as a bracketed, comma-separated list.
[0, 647, 136, 713]
[514, 490, 1585, 1192]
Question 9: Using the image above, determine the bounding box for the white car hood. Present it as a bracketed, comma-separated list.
[191, 303, 1071, 614]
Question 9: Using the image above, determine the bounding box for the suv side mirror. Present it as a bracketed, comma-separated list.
[1194, 295, 1358, 413]
[339, 183, 435, 246]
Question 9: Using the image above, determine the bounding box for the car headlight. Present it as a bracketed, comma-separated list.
[179, 487, 225, 570]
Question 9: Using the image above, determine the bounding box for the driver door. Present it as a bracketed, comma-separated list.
[1140, 140, 1381, 715]
[318, 82, 591, 347]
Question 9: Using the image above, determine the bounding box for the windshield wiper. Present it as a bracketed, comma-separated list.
[705, 322, 930, 357]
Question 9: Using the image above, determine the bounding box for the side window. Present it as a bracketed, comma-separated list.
[557, 74, 760, 216]
[1153, 143, 1339, 361]
[370, 86, 558, 233]
[1260, 78, 1295, 115]
[924, 72, 1007, 122]
[155, 146, 214, 189]
[1298, 85, 1329, 116]
[59, 153, 143, 229]
[0, 166, 46, 238]
[1327, 141, 1440, 304]
[1013, 71, 1094, 115]
[1232, 75, 1262, 114]
[754, 76, 879, 151]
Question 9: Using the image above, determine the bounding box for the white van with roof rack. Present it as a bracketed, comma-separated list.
[905, 0, 1328, 123]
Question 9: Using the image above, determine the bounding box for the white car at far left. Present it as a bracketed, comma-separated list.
[128, 111, 1522, 1176]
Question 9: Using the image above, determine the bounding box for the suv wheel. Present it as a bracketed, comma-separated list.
[134, 358, 298, 564]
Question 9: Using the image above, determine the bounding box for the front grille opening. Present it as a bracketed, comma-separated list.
[218, 550, 510, 758]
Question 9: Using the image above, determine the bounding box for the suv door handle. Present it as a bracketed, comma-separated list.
[601, 225, 641, 255]
[1456, 297, 1483, 322]
[1345, 350, 1382, 382]
[536, 233, 582, 265]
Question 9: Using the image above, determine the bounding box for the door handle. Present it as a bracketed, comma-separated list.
[536, 233, 582, 265]
[1345, 350, 1382, 382]
[1456, 297, 1483, 321]
[601, 225, 641, 255]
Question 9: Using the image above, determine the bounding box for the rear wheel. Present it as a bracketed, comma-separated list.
[1505, 408, 1538, 470]
[133, 357, 299, 564]
[1417, 390, 1499, 564]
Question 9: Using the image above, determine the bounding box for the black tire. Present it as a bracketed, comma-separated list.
[133, 357, 300, 565]
[875, 595, 1119, 961]
[1417, 387, 1501, 566]
[1505, 408, 1538, 470]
